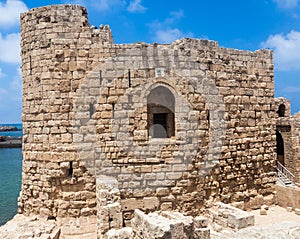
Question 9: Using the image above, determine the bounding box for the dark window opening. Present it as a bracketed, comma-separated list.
[153, 113, 168, 138]
[276, 131, 284, 166]
[89, 103, 95, 118]
[147, 86, 175, 138]
[277, 104, 286, 117]
[68, 161, 73, 178]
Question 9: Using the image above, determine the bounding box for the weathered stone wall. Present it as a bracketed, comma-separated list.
[20, 4, 276, 225]
[275, 98, 300, 184]
[19, 4, 113, 218]
[291, 113, 300, 184]
[274, 98, 293, 172]
[276, 184, 300, 209]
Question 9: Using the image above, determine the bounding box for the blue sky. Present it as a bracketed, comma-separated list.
[0, 0, 300, 123]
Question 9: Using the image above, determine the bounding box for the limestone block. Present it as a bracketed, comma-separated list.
[244, 194, 263, 210]
[295, 208, 300, 215]
[194, 216, 209, 228]
[227, 208, 254, 229]
[131, 209, 196, 239]
[161, 202, 173, 211]
[260, 208, 267, 215]
[106, 227, 133, 239]
[194, 228, 210, 239]
[209, 203, 254, 230]
[287, 207, 293, 212]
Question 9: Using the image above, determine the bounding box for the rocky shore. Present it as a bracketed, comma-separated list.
[0, 136, 22, 148]
[0, 126, 19, 132]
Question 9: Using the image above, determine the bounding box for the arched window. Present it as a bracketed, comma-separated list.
[276, 131, 284, 166]
[147, 86, 175, 138]
[277, 104, 285, 117]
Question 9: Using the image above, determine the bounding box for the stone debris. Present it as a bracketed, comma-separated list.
[0, 214, 58, 239]
[287, 206, 293, 212]
[96, 176, 123, 236]
[295, 208, 300, 215]
[215, 221, 300, 239]
[207, 202, 254, 231]
[0, 214, 98, 239]
[106, 227, 133, 239]
[259, 205, 268, 215]
[131, 209, 210, 239]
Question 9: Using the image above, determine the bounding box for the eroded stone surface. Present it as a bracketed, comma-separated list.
[0, 214, 58, 239]
[215, 221, 300, 239]
[207, 202, 254, 230]
[131, 209, 210, 239]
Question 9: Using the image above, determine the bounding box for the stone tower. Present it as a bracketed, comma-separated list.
[19, 4, 277, 233]
[19, 5, 113, 218]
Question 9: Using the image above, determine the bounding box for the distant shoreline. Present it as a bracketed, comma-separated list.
[0, 140, 22, 148]
[0, 139, 22, 148]
[0, 126, 20, 132]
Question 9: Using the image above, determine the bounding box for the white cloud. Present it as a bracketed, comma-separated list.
[0, 68, 5, 78]
[167, 10, 184, 23]
[150, 10, 194, 44]
[127, 0, 146, 13]
[261, 30, 300, 70]
[282, 86, 300, 93]
[273, 0, 299, 9]
[92, 0, 126, 12]
[63, 0, 126, 12]
[10, 67, 21, 91]
[155, 28, 193, 44]
[0, 87, 7, 95]
[0, 0, 28, 28]
[0, 33, 20, 64]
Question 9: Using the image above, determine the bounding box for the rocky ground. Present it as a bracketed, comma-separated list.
[1, 206, 300, 238]
[0, 214, 97, 239]
[211, 206, 300, 239]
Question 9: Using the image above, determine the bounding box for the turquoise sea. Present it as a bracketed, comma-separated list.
[0, 124, 22, 226]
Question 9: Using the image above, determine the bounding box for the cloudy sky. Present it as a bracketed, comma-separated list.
[0, 0, 300, 123]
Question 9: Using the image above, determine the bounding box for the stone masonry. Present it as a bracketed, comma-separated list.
[19, 4, 277, 237]
[275, 98, 300, 185]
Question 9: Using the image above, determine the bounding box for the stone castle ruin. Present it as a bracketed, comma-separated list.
[12, 4, 300, 238]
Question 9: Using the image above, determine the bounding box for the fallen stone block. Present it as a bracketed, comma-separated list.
[260, 208, 267, 215]
[287, 207, 293, 212]
[295, 208, 300, 215]
[107, 227, 133, 239]
[194, 216, 209, 228]
[194, 228, 210, 239]
[131, 209, 207, 239]
[209, 202, 254, 230]
[50, 228, 61, 239]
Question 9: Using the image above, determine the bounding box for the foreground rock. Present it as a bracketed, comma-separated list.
[131, 210, 210, 239]
[1, 205, 300, 239]
[214, 221, 300, 239]
[0, 214, 59, 239]
[0, 214, 97, 239]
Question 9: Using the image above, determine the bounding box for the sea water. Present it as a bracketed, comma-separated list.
[0, 124, 22, 226]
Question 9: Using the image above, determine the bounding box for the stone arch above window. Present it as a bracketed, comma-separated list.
[147, 85, 175, 138]
[277, 104, 286, 117]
